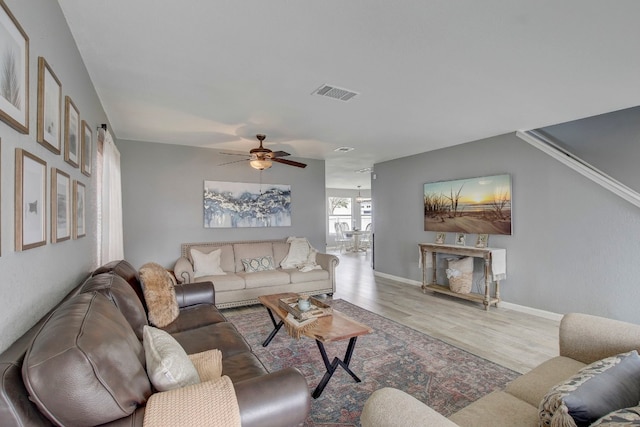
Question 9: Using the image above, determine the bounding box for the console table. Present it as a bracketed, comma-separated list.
[418, 243, 506, 310]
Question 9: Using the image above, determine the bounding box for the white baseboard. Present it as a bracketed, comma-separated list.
[373, 271, 562, 321]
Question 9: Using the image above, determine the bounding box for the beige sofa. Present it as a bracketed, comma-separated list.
[174, 239, 339, 308]
[361, 313, 640, 427]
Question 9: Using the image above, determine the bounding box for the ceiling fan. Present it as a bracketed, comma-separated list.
[219, 134, 307, 170]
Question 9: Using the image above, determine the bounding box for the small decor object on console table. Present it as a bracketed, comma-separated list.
[435, 232, 446, 244]
[475, 234, 489, 248]
[455, 233, 466, 245]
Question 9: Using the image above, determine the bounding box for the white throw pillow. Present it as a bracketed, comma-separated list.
[191, 248, 226, 278]
[281, 237, 312, 269]
[143, 325, 200, 391]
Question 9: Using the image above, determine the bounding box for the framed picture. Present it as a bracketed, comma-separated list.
[73, 180, 86, 239]
[435, 232, 446, 244]
[475, 234, 489, 248]
[203, 180, 292, 228]
[51, 168, 71, 243]
[454, 233, 466, 246]
[37, 57, 62, 153]
[0, 1, 29, 133]
[424, 174, 512, 235]
[15, 149, 46, 251]
[81, 120, 92, 176]
[64, 96, 80, 167]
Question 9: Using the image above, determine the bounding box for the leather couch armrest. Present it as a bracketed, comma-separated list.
[559, 313, 640, 364]
[234, 367, 310, 427]
[174, 281, 216, 308]
[361, 387, 458, 427]
[174, 257, 194, 284]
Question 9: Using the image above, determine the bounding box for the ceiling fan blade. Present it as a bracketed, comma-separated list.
[269, 150, 290, 158]
[218, 158, 250, 166]
[219, 150, 249, 156]
[273, 158, 307, 168]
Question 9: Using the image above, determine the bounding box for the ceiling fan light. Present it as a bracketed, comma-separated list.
[250, 159, 272, 170]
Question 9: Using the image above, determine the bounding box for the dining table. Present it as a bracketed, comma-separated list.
[344, 229, 370, 252]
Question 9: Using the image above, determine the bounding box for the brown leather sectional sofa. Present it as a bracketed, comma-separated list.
[0, 259, 310, 426]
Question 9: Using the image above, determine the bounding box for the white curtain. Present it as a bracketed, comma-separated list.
[98, 128, 124, 264]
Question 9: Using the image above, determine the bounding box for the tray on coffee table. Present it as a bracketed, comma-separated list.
[278, 296, 333, 320]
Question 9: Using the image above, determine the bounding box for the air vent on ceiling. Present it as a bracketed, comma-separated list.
[313, 84, 359, 102]
[334, 147, 354, 153]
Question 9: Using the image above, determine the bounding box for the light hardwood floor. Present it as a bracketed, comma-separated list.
[224, 249, 560, 375]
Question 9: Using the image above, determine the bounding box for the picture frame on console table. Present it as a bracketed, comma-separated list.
[455, 233, 466, 246]
[0, 1, 29, 134]
[435, 232, 446, 244]
[475, 234, 489, 248]
[15, 149, 47, 251]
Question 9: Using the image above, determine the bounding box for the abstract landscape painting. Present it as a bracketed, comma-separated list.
[204, 180, 291, 228]
[424, 174, 512, 235]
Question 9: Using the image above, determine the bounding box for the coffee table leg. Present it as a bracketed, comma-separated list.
[262, 308, 284, 347]
[312, 337, 361, 399]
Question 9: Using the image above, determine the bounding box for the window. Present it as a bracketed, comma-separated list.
[328, 197, 352, 234]
[359, 200, 372, 230]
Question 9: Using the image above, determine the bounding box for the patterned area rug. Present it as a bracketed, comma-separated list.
[224, 299, 519, 427]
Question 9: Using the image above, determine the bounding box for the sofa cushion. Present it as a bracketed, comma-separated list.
[198, 273, 246, 292]
[93, 259, 148, 311]
[161, 304, 228, 335]
[242, 256, 275, 272]
[22, 292, 151, 426]
[539, 350, 640, 427]
[239, 270, 291, 289]
[288, 268, 329, 284]
[506, 356, 586, 407]
[171, 322, 252, 357]
[273, 242, 290, 267]
[234, 242, 274, 273]
[140, 262, 180, 327]
[192, 248, 226, 277]
[448, 390, 539, 427]
[143, 325, 200, 392]
[80, 272, 149, 340]
[591, 405, 640, 426]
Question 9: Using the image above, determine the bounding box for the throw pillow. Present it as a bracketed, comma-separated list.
[139, 262, 179, 327]
[242, 256, 275, 272]
[281, 237, 312, 269]
[143, 325, 200, 392]
[192, 248, 226, 278]
[539, 350, 640, 427]
[188, 349, 223, 382]
[591, 406, 640, 426]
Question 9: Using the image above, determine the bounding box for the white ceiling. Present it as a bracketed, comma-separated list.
[57, 0, 640, 189]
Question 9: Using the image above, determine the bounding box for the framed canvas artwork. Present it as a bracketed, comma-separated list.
[15, 149, 46, 251]
[424, 174, 512, 235]
[81, 120, 92, 176]
[64, 96, 80, 167]
[73, 180, 86, 238]
[0, 1, 29, 133]
[37, 57, 62, 153]
[51, 168, 71, 243]
[203, 180, 291, 228]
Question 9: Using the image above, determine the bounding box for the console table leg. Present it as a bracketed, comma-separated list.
[483, 258, 491, 311]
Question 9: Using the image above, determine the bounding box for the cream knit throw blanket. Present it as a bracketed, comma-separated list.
[143, 376, 241, 427]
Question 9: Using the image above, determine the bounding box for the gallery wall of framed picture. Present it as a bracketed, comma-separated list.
[0, 0, 93, 255]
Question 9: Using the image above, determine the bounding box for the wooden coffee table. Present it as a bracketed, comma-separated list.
[258, 292, 372, 398]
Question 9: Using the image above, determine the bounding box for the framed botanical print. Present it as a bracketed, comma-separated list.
[37, 57, 62, 153]
[81, 120, 92, 176]
[51, 168, 71, 243]
[73, 180, 85, 239]
[15, 149, 46, 251]
[0, 1, 29, 133]
[64, 96, 80, 167]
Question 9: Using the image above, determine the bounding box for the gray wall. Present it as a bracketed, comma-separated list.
[373, 132, 640, 323]
[117, 139, 326, 269]
[0, 1, 108, 352]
